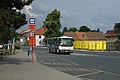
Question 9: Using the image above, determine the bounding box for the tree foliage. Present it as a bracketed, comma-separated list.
[114, 23, 120, 33]
[91, 28, 100, 32]
[69, 27, 78, 32]
[79, 26, 91, 32]
[43, 9, 62, 38]
[114, 22, 120, 41]
[0, 0, 33, 41]
[62, 27, 68, 35]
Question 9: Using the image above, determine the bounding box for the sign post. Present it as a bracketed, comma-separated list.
[28, 17, 36, 63]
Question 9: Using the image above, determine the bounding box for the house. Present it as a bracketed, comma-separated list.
[105, 30, 120, 51]
[64, 32, 107, 51]
[19, 29, 32, 45]
[19, 26, 47, 46]
[34, 26, 47, 46]
[105, 30, 119, 42]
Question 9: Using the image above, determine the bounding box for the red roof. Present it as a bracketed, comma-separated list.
[34, 26, 47, 35]
[21, 32, 30, 37]
[75, 32, 88, 40]
[64, 32, 78, 40]
[105, 30, 118, 37]
[64, 32, 106, 40]
[85, 32, 106, 40]
[20, 30, 32, 37]
[19, 27, 47, 37]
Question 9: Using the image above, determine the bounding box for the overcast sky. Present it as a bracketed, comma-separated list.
[20, 0, 120, 33]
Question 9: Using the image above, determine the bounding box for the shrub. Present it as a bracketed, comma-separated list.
[15, 45, 20, 49]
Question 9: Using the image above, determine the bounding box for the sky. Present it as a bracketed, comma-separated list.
[19, 0, 120, 33]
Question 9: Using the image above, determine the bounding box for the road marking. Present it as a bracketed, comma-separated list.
[43, 62, 71, 65]
[71, 53, 120, 59]
[38, 55, 56, 58]
[103, 71, 120, 77]
[83, 68, 120, 77]
[53, 67, 92, 72]
[62, 63, 71, 65]
[43, 62, 52, 65]
[78, 68, 92, 72]
[75, 71, 103, 78]
[71, 53, 96, 56]
[91, 68, 120, 77]
[57, 56, 79, 66]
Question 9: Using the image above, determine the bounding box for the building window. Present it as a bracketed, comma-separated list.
[82, 34, 86, 38]
[39, 35, 41, 38]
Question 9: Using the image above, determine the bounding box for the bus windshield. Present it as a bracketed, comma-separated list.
[59, 38, 73, 46]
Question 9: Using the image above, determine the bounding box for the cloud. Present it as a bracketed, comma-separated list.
[33, 1, 55, 12]
[24, 4, 32, 10]
[20, 0, 120, 32]
[24, 5, 43, 17]
[97, 23, 105, 27]
[84, 18, 95, 27]
[61, 9, 71, 17]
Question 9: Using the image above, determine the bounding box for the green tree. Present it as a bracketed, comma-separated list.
[79, 26, 91, 32]
[114, 22, 120, 41]
[97, 28, 100, 32]
[69, 27, 78, 32]
[62, 27, 68, 35]
[91, 28, 100, 32]
[0, 0, 33, 42]
[43, 9, 62, 38]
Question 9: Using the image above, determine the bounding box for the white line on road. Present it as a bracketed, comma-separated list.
[57, 55, 79, 66]
[71, 53, 96, 56]
[43, 62, 71, 66]
[75, 71, 103, 78]
[71, 53, 120, 59]
[103, 71, 120, 77]
[78, 68, 120, 77]
[53, 67, 92, 72]
[92, 68, 120, 77]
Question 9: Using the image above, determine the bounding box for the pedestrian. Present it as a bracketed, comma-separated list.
[28, 47, 32, 56]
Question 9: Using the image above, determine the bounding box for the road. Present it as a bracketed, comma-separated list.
[22, 46, 120, 80]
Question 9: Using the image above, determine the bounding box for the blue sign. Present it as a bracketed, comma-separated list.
[29, 18, 35, 24]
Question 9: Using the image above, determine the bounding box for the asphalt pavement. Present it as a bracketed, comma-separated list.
[34, 47, 120, 80]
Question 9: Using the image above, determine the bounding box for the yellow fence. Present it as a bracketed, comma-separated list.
[74, 40, 106, 51]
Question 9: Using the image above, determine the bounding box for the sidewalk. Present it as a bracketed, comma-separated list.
[0, 50, 83, 80]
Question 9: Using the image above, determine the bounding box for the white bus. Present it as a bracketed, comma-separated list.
[47, 36, 73, 54]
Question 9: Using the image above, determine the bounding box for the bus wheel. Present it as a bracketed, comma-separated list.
[67, 53, 70, 55]
[49, 48, 51, 53]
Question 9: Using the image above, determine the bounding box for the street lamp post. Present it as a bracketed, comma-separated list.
[29, 17, 36, 63]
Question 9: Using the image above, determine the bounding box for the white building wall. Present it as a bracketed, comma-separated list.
[35, 35, 40, 46]
[35, 35, 45, 46]
[107, 37, 119, 42]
